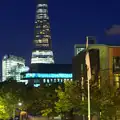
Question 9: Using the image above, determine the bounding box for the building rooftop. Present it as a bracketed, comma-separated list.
[75, 43, 120, 48]
[29, 64, 72, 73]
[3, 54, 25, 62]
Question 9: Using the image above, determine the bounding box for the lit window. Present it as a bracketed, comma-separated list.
[57, 79, 60, 82]
[115, 75, 119, 88]
[43, 79, 46, 83]
[38, 40, 42, 43]
[40, 31, 43, 34]
[42, 44, 49, 47]
[47, 79, 49, 83]
[54, 79, 56, 82]
[36, 35, 39, 37]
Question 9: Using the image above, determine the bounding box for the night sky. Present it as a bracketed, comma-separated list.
[0, 0, 120, 66]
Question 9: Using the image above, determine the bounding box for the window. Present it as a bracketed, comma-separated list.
[76, 47, 85, 54]
[54, 79, 56, 82]
[50, 79, 53, 82]
[57, 79, 60, 82]
[81, 64, 83, 71]
[114, 74, 120, 88]
[43, 79, 46, 83]
[47, 79, 49, 83]
[113, 57, 120, 73]
[61, 79, 63, 82]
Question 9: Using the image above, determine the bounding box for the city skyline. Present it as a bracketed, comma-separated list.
[0, 0, 120, 66]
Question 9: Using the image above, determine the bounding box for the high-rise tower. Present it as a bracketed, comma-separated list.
[31, 0, 54, 64]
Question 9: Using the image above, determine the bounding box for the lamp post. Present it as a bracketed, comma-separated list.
[13, 102, 22, 120]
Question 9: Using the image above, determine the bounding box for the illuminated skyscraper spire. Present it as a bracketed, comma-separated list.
[31, 0, 54, 64]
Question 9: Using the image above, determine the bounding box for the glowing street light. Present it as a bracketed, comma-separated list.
[18, 102, 22, 106]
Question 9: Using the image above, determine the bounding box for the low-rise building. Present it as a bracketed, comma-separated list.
[21, 64, 72, 87]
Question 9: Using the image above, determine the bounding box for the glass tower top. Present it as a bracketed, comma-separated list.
[31, 0, 54, 64]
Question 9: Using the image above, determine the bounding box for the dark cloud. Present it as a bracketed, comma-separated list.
[105, 25, 120, 35]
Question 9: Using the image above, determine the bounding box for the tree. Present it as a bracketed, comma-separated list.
[0, 96, 10, 119]
[0, 80, 28, 119]
[55, 80, 120, 120]
[40, 83, 60, 118]
[55, 81, 82, 120]
[26, 83, 61, 117]
[0, 92, 20, 119]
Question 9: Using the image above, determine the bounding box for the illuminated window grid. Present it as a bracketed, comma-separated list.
[42, 78, 64, 84]
[114, 74, 120, 88]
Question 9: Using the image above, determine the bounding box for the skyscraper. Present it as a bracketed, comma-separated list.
[31, 0, 54, 64]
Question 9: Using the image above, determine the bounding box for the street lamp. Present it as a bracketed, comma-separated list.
[18, 102, 22, 106]
[13, 102, 23, 120]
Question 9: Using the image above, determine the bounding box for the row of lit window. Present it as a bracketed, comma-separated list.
[35, 20, 48, 23]
[36, 44, 49, 47]
[43, 79, 72, 83]
[37, 4, 47, 7]
[37, 16, 48, 20]
[31, 57, 54, 64]
[43, 25, 49, 28]
[36, 31, 49, 35]
[35, 39, 49, 43]
[32, 50, 53, 56]
[37, 9, 47, 13]
[35, 26, 50, 30]
[114, 74, 120, 88]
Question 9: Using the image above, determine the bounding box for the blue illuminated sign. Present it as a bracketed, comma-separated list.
[34, 84, 40, 87]
[25, 73, 72, 79]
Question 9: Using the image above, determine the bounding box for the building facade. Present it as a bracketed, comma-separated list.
[21, 64, 72, 87]
[2, 55, 26, 82]
[74, 44, 120, 88]
[31, 0, 54, 64]
[73, 49, 100, 86]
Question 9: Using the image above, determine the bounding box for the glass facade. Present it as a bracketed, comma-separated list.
[25, 73, 72, 79]
[31, 50, 54, 64]
[31, 0, 54, 64]
[2, 55, 28, 83]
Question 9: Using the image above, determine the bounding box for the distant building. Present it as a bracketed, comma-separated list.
[2, 55, 28, 83]
[31, 0, 54, 64]
[74, 44, 120, 88]
[21, 64, 72, 87]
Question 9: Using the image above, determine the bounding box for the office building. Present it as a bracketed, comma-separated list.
[2, 55, 28, 83]
[74, 43, 120, 88]
[31, 0, 54, 64]
[21, 64, 72, 87]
